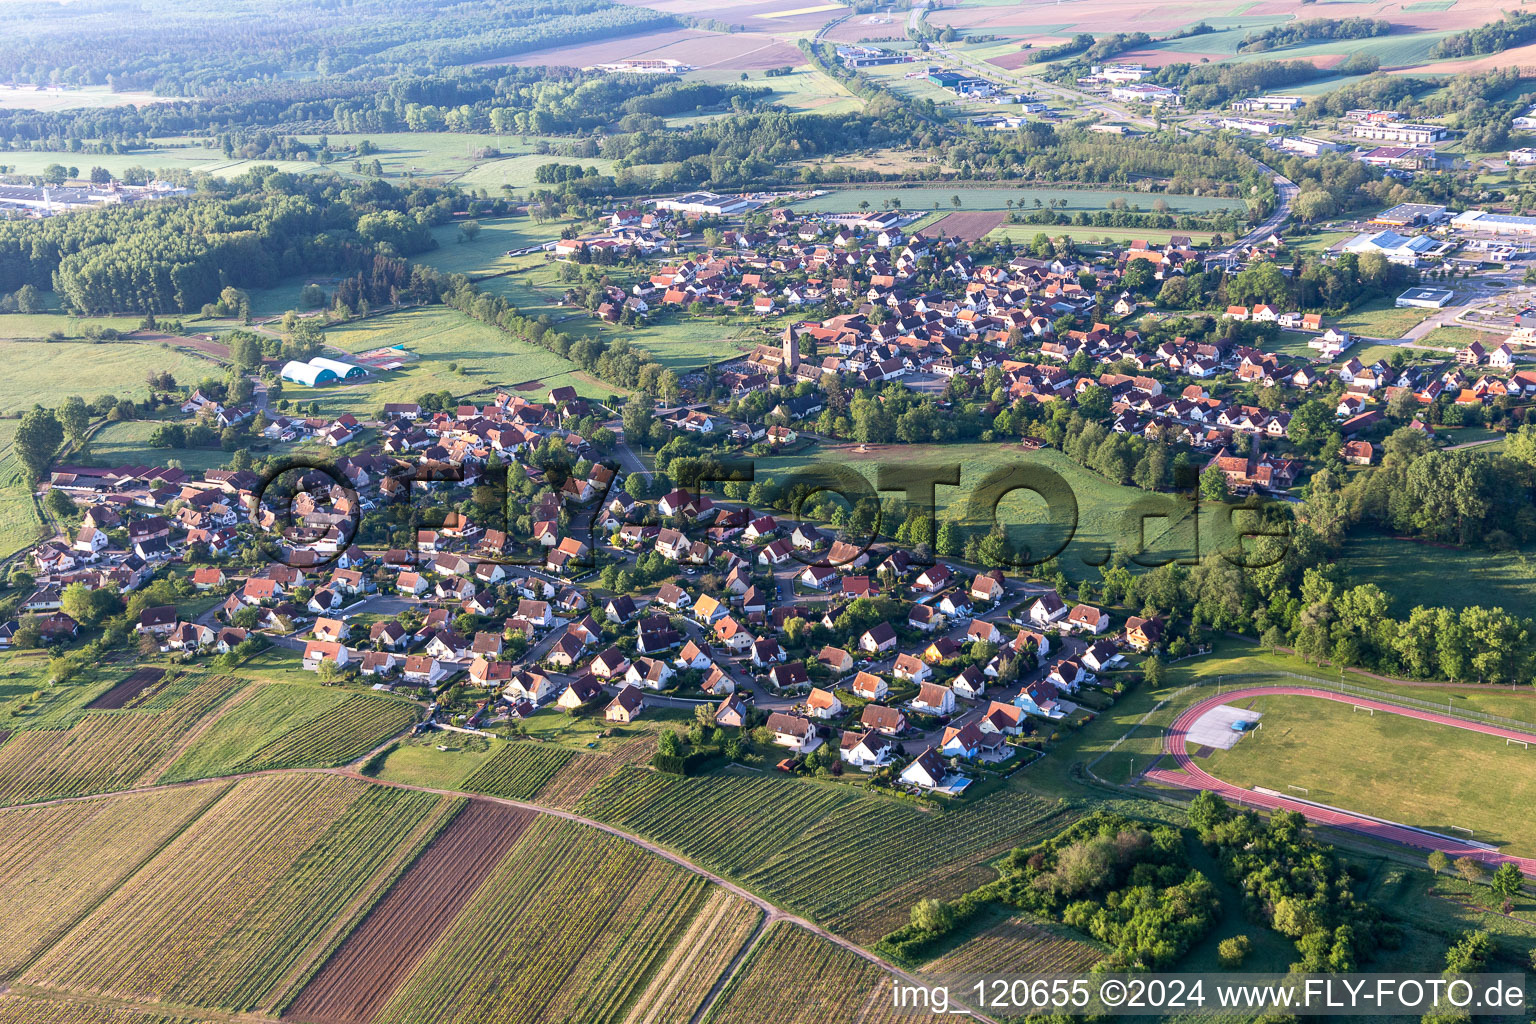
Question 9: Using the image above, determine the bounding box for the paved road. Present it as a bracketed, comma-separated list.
[1146, 685, 1536, 875]
[1211, 161, 1297, 261]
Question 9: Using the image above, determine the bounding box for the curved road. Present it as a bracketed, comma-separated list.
[1145, 685, 1536, 875]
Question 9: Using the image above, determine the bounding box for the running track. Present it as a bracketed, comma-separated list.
[1143, 686, 1536, 875]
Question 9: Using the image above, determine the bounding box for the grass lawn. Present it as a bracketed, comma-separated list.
[1332, 298, 1436, 340]
[752, 440, 1208, 572]
[0, 339, 219, 415]
[375, 734, 501, 790]
[1259, 330, 1318, 358]
[158, 683, 351, 783]
[277, 305, 615, 418]
[1202, 693, 1536, 856]
[91, 419, 236, 474]
[411, 216, 566, 278]
[1417, 325, 1499, 349]
[1285, 230, 1351, 257]
[790, 187, 1245, 215]
[0, 312, 147, 340]
[1341, 530, 1536, 622]
[482, 260, 768, 371]
[0, 419, 48, 560]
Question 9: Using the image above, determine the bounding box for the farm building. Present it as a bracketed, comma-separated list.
[281, 356, 367, 386]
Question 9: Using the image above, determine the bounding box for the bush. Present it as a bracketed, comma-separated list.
[1218, 934, 1252, 968]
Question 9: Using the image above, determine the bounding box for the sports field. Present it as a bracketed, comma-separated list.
[1201, 693, 1536, 857]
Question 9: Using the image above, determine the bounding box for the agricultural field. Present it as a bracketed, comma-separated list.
[921, 917, 1103, 976]
[410, 215, 566, 278]
[0, 338, 218, 414]
[0, 782, 230, 975]
[0, 992, 203, 1024]
[752, 441, 1207, 571]
[459, 740, 576, 800]
[370, 816, 753, 1024]
[578, 769, 1075, 920]
[989, 224, 1218, 247]
[1200, 692, 1536, 857]
[791, 187, 1246, 215]
[283, 801, 534, 1024]
[24, 774, 457, 1013]
[0, 676, 241, 806]
[706, 922, 946, 1024]
[161, 686, 418, 783]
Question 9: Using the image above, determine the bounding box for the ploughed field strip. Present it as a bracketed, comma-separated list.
[281, 801, 538, 1024]
[84, 667, 167, 710]
[20, 774, 456, 1014]
[0, 676, 242, 806]
[367, 816, 758, 1024]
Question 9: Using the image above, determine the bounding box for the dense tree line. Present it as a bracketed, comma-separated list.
[1238, 17, 1391, 53]
[0, 171, 452, 312]
[1148, 58, 1333, 109]
[1431, 10, 1536, 58]
[0, 0, 674, 95]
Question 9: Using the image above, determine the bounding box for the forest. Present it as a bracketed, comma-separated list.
[1236, 17, 1391, 54]
[0, 0, 674, 95]
[1431, 9, 1536, 59]
[0, 172, 454, 311]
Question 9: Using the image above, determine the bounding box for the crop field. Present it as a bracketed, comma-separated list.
[0, 419, 48, 561]
[0, 339, 218, 414]
[0, 992, 203, 1024]
[0, 782, 230, 976]
[753, 442, 1204, 572]
[371, 816, 748, 1024]
[0, 676, 240, 806]
[232, 693, 418, 772]
[283, 801, 535, 1024]
[988, 224, 1217, 247]
[923, 917, 1103, 975]
[25, 774, 456, 1013]
[790, 187, 1245, 215]
[535, 735, 659, 808]
[162, 687, 415, 782]
[460, 741, 577, 800]
[1201, 693, 1536, 857]
[824, 857, 1004, 945]
[623, 888, 763, 1024]
[1331, 297, 1437, 339]
[578, 769, 1075, 920]
[707, 922, 946, 1024]
[85, 668, 168, 710]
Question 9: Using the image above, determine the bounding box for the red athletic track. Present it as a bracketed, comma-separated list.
[1143, 685, 1536, 875]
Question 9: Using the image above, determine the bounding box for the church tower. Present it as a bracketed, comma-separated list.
[782, 323, 800, 371]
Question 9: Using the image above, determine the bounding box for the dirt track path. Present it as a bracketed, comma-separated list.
[6, 760, 1000, 1024]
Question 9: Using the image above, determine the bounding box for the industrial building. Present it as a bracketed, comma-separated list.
[1451, 209, 1536, 237]
[1350, 122, 1449, 145]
